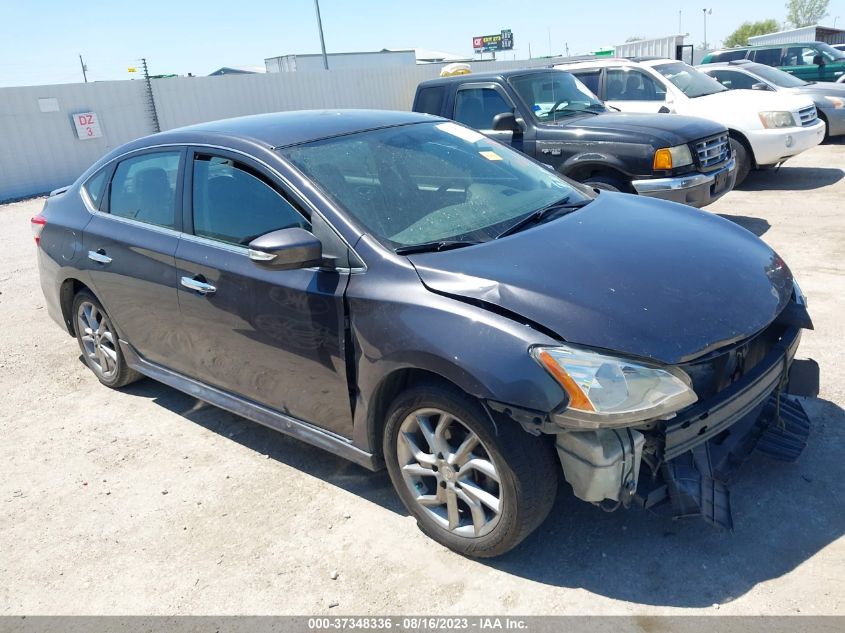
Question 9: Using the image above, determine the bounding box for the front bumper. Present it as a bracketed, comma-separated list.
[631, 157, 736, 208]
[747, 120, 825, 166]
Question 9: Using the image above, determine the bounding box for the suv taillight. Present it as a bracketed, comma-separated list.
[30, 214, 47, 246]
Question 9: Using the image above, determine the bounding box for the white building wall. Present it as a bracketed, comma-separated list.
[614, 35, 685, 60]
[748, 26, 818, 46]
[0, 57, 564, 201]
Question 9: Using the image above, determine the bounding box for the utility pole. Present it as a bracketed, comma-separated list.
[679, 10, 682, 33]
[79, 54, 88, 83]
[313, 0, 329, 70]
[702, 8, 712, 50]
[141, 58, 161, 133]
[547, 27, 552, 57]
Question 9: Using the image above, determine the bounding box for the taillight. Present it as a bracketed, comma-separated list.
[30, 214, 47, 246]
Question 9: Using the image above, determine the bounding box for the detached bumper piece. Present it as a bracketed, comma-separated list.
[650, 393, 810, 529]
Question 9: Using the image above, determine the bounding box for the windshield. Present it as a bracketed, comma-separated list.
[748, 63, 808, 87]
[509, 71, 606, 123]
[652, 61, 728, 98]
[279, 121, 584, 249]
[816, 42, 845, 61]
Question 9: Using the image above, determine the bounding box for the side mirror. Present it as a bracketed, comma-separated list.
[751, 82, 772, 91]
[248, 227, 323, 270]
[491, 111, 521, 132]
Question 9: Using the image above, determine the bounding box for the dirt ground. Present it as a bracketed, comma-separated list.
[1, 141, 844, 616]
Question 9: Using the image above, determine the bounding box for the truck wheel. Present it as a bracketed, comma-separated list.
[582, 175, 627, 193]
[730, 138, 751, 186]
[383, 383, 558, 558]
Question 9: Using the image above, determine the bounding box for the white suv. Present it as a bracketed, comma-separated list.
[557, 58, 825, 184]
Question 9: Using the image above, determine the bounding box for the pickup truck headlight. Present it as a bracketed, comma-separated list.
[758, 111, 798, 129]
[823, 96, 844, 109]
[653, 144, 693, 170]
[532, 345, 697, 428]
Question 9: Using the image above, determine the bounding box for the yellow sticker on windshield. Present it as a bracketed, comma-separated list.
[479, 151, 503, 161]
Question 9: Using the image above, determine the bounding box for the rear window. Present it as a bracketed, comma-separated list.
[750, 48, 783, 66]
[415, 86, 446, 115]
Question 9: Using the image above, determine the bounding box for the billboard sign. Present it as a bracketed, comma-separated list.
[473, 29, 513, 52]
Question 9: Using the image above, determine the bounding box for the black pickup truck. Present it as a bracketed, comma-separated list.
[413, 69, 737, 207]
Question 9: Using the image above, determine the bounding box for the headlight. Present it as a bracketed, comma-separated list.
[758, 111, 797, 129]
[653, 144, 693, 170]
[532, 344, 697, 429]
[823, 95, 844, 108]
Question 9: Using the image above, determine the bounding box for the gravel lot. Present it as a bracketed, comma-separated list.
[2, 141, 844, 616]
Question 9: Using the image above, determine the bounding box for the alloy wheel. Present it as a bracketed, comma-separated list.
[77, 301, 119, 380]
[396, 408, 502, 538]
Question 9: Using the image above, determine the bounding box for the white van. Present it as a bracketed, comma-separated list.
[558, 58, 825, 184]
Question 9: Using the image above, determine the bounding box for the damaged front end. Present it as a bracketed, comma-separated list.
[498, 286, 816, 529]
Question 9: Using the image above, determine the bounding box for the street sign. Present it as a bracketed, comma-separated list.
[72, 112, 103, 140]
[472, 29, 513, 52]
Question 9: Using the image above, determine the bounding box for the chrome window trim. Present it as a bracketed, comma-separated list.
[77, 141, 367, 272]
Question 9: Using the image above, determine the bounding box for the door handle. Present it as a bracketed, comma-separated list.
[87, 249, 112, 264]
[181, 276, 216, 295]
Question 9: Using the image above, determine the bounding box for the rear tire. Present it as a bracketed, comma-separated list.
[383, 383, 558, 558]
[72, 290, 142, 389]
[730, 137, 751, 186]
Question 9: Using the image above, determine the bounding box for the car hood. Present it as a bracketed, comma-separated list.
[688, 88, 814, 112]
[558, 112, 725, 145]
[408, 193, 793, 365]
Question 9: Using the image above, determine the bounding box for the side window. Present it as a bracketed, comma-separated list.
[192, 154, 309, 246]
[751, 48, 783, 66]
[713, 50, 748, 62]
[108, 151, 180, 229]
[709, 70, 758, 90]
[454, 87, 512, 129]
[606, 69, 666, 101]
[415, 86, 445, 115]
[82, 167, 109, 209]
[571, 70, 601, 96]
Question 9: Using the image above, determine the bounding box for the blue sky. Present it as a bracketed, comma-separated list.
[2, 0, 844, 87]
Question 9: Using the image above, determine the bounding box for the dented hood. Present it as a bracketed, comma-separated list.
[408, 193, 793, 365]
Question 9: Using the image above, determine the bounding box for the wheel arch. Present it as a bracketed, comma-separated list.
[59, 277, 94, 336]
[727, 128, 756, 167]
[561, 161, 634, 192]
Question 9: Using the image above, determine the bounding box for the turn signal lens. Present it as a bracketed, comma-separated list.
[653, 148, 673, 170]
[536, 350, 595, 412]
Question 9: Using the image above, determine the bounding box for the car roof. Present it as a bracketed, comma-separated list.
[417, 67, 570, 87]
[556, 57, 677, 70]
[165, 109, 435, 148]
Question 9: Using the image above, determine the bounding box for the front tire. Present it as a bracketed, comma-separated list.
[383, 384, 558, 558]
[72, 290, 142, 389]
[730, 137, 751, 186]
[582, 174, 627, 192]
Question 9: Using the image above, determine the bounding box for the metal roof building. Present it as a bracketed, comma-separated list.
[749, 25, 845, 46]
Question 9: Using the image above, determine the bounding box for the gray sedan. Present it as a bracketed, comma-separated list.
[699, 60, 845, 139]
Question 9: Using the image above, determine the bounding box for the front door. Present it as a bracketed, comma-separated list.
[174, 149, 353, 436]
[82, 148, 185, 367]
[453, 83, 526, 154]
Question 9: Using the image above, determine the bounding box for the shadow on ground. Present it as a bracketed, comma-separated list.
[717, 214, 771, 237]
[737, 166, 844, 191]
[122, 378, 845, 609]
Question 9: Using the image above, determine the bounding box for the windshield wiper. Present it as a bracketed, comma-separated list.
[394, 240, 482, 255]
[496, 197, 592, 239]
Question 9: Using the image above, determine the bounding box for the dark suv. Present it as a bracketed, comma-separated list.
[34, 110, 812, 557]
[413, 69, 736, 207]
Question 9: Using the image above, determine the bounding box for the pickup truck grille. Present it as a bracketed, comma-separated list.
[694, 134, 731, 170]
[798, 105, 818, 127]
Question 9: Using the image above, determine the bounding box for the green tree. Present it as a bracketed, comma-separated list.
[785, 0, 829, 28]
[723, 19, 781, 47]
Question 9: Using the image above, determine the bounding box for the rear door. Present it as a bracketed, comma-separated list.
[603, 67, 668, 113]
[82, 148, 185, 367]
[174, 148, 354, 436]
[781, 45, 823, 82]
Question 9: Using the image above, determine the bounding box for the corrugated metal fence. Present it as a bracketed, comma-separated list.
[0, 57, 562, 202]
